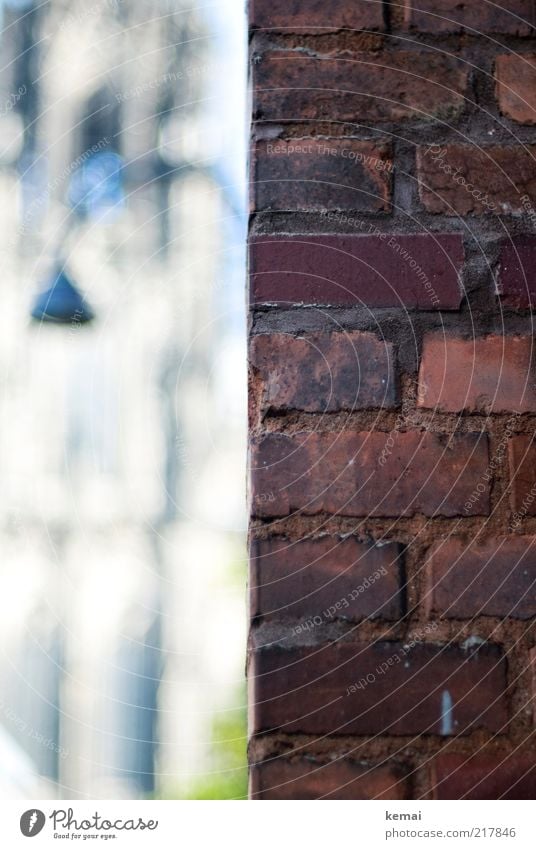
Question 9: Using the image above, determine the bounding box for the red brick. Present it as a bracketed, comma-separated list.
[403, 0, 535, 34]
[249, 642, 507, 736]
[253, 51, 468, 123]
[250, 536, 404, 623]
[418, 334, 536, 414]
[250, 234, 464, 309]
[495, 55, 536, 124]
[251, 138, 392, 213]
[250, 332, 397, 413]
[251, 430, 490, 518]
[430, 752, 536, 800]
[508, 435, 536, 516]
[417, 144, 536, 214]
[250, 0, 385, 33]
[425, 536, 536, 620]
[497, 239, 536, 308]
[250, 757, 407, 800]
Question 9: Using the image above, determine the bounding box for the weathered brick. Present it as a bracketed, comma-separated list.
[417, 144, 536, 214]
[251, 138, 392, 213]
[403, 0, 535, 34]
[250, 757, 407, 800]
[425, 536, 536, 620]
[430, 752, 536, 800]
[418, 334, 536, 413]
[249, 642, 507, 736]
[508, 435, 536, 516]
[250, 0, 385, 33]
[251, 430, 490, 518]
[253, 51, 468, 123]
[497, 239, 536, 308]
[250, 234, 464, 309]
[250, 536, 404, 623]
[495, 55, 536, 124]
[250, 332, 397, 412]
[530, 649, 536, 724]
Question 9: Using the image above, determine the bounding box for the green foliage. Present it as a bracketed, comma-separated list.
[185, 692, 248, 800]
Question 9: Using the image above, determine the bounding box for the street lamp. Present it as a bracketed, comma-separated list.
[30, 150, 124, 325]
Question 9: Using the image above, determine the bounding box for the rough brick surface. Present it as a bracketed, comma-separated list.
[430, 753, 536, 800]
[497, 239, 536, 308]
[250, 536, 404, 622]
[417, 144, 536, 214]
[250, 0, 385, 33]
[251, 139, 392, 213]
[251, 431, 490, 518]
[418, 334, 536, 413]
[250, 235, 464, 309]
[495, 54, 536, 124]
[250, 332, 397, 412]
[250, 758, 407, 800]
[250, 642, 508, 736]
[403, 0, 536, 34]
[425, 536, 536, 620]
[253, 51, 468, 123]
[508, 436, 536, 515]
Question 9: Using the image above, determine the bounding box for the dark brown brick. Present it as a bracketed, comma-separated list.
[251, 430, 490, 519]
[418, 334, 536, 414]
[250, 757, 407, 800]
[250, 332, 397, 413]
[250, 0, 385, 33]
[425, 536, 536, 620]
[497, 239, 536, 308]
[251, 138, 392, 213]
[430, 752, 536, 800]
[249, 642, 507, 736]
[250, 234, 464, 309]
[250, 536, 404, 623]
[417, 144, 536, 214]
[508, 436, 536, 516]
[495, 54, 536, 124]
[253, 51, 468, 123]
[403, 0, 535, 34]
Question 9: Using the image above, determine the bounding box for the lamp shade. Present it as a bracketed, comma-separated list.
[30, 267, 94, 324]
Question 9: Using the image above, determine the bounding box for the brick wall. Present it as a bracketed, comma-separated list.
[247, 0, 536, 800]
